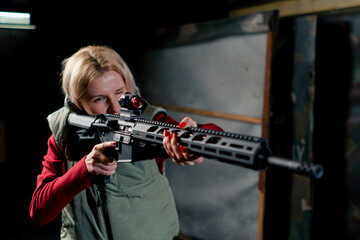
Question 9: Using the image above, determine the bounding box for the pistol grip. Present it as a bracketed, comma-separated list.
[103, 175, 110, 184]
[96, 175, 111, 184]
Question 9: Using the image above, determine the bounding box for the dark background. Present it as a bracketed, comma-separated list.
[1, 0, 360, 239]
[0, 1, 228, 239]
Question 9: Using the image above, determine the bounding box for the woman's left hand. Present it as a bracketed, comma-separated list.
[163, 117, 204, 166]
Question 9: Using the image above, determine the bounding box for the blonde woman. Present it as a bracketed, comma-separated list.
[29, 46, 221, 240]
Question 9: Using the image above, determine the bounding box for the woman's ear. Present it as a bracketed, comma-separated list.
[75, 101, 84, 110]
[71, 97, 84, 111]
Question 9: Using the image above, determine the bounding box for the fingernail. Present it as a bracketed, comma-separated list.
[169, 132, 173, 141]
[164, 130, 170, 137]
[179, 122, 186, 128]
[111, 141, 116, 146]
[180, 145, 186, 153]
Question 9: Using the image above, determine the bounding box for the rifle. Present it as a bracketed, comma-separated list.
[68, 92, 324, 182]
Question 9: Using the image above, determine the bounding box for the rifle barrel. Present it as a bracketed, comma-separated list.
[267, 156, 324, 179]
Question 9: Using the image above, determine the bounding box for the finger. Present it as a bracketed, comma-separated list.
[179, 117, 197, 129]
[96, 141, 116, 152]
[93, 166, 117, 176]
[164, 130, 185, 161]
[163, 130, 176, 159]
[94, 141, 116, 162]
[179, 146, 204, 165]
[173, 160, 185, 166]
[192, 157, 204, 165]
[93, 162, 118, 175]
[169, 132, 184, 161]
[94, 151, 113, 164]
[179, 157, 204, 166]
[96, 161, 118, 171]
[97, 160, 118, 168]
[179, 145, 192, 159]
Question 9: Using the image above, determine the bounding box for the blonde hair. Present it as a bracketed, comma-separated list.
[61, 45, 136, 105]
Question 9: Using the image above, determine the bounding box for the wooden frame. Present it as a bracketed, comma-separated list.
[153, 103, 263, 124]
[230, 0, 360, 18]
[256, 30, 273, 240]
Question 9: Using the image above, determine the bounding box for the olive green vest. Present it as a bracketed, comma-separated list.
[47, 103, 179, 240]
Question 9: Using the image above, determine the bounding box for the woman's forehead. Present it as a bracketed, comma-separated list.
[87, 70, 126, 95]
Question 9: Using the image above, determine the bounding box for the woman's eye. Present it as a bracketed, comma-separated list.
[94, 97, 105, 103]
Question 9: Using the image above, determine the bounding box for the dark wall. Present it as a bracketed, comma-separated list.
[0, 1, 227, 239]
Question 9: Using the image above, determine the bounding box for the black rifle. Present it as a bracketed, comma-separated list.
[68, 93, 324, 182]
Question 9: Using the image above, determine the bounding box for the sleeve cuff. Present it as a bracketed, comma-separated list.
[62, 156, 95, 190]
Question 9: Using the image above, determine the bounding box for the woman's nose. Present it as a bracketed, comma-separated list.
[107, 98, 121, 115]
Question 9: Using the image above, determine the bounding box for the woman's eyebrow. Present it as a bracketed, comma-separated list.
[89, 94, 105, 99]
[87, 87, 125, 99]
[115, 87, 125, 93]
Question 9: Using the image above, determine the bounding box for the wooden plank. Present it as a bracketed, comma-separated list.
[229, 0, 360, 18]
[153, 103, 263, 124]
[152, 10, 278, 48]
[256, 31, 274, 240]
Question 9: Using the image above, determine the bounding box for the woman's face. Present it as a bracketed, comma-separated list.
[78, 70, 129, 115]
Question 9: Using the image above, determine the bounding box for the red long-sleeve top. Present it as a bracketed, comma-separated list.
[29, 113, 222, 226]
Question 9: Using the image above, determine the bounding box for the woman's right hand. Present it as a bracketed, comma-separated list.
[85, 141, 118, 176]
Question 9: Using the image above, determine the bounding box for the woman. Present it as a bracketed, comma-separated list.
[29, 46, 222, 240]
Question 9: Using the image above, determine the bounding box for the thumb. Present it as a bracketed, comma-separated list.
[178, 117, 197, 129]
